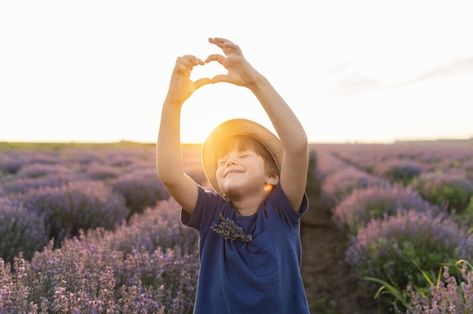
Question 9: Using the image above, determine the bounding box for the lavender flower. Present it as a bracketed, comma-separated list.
[15, 163, 72, 179]
[332, 184, 435, 235]
[313, 150, 349, 180]
[1, 172, 86, 195]
[0, 152, 29, 175]
[0, 198, 48, 263]
[345, 210, 473, 308]
[373, 158, 427, 183]
[210, 213, 253, 242]
[0, 196, 198, 313]
[83, 162, 120, 181]
[406, 260, 473, 313]
[409, 170, 473, 213]
[110, 168, 170, 216]
[322, 166, 390, 205]
[15, 180, 129, 249]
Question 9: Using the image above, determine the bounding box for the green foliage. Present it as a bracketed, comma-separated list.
[305, 150, 320, 199]
[431, 185, 472, 213]
[457, 196, 473, 232]
[362, 257, 464, 313]
[346, 210, 472, 313]
[410, 173, 473, 214]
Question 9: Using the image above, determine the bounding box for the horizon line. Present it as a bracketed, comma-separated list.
[1, 137, 473, 146]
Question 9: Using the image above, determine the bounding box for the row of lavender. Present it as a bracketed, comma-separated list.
[0, 147, 204, 312]
[322, 141, 473, 217]
[324, 141, 473, 233]
[314, 144, 473, 313]
[0, 198, 199, 313]
[0, 147, 171, 262]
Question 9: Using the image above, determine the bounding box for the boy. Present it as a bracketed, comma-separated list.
[157, 37, 310, 313]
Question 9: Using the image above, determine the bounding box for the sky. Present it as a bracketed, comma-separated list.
[1, 1, 472, 144]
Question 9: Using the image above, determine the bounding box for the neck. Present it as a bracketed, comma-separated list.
[229, 187, 272, 216]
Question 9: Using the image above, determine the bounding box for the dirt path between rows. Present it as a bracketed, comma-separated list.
[300, 194, 381, 314]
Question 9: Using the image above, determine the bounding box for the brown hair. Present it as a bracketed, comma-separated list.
[215, 134, 279, 177]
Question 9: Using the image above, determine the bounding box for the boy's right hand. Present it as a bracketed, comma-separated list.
[165, 55, 213, 105]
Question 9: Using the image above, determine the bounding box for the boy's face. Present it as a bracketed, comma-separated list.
[215, 148, 278, 199]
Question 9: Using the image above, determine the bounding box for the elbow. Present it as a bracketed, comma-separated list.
[156, 168, 166, 183]
[157, 171, 171, 186]
[156, 166, 183, 187]
[156, 166, 170, 184]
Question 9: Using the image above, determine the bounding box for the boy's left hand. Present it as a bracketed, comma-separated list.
[206, 37, 263, 88]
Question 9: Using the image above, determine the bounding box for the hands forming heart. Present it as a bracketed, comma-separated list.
[165, 37, 263, 105]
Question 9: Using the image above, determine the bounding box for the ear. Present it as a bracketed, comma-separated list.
[265, 174, 279, 185]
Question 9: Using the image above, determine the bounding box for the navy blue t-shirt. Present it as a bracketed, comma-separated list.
[180, 182, 310, 314]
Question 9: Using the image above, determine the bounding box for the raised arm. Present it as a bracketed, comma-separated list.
[206, 37, 309, 212]
[157, 55, 212, 214]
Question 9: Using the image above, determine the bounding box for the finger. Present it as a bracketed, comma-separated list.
[177, 56, 192, 68]
[214, 37, 235, 45]
[209, 37, 225, 44]
[223, 42, 241, 52]
[182, 54, 197, 63]
[209, 38, 240, 57]
[211, 74, 230, 84]
[208, 37, 235, 49]
[216, 38, 240, 53]
[194, 77, 213, 89]
[182, 55, 203, 66]
[205, 54, 226, 66]
[174, 63, 187, 74]
[208, 37, 225, 50]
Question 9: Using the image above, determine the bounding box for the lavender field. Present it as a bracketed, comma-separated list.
[305, 140, 473, 313]
[1, 140, 473, 313]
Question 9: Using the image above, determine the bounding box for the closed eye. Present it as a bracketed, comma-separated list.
[218, 153, 251, 166]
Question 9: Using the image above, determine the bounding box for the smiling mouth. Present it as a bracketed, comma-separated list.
[225, 170, 243, 177]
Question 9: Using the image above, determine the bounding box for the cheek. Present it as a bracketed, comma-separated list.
[216, 167, 224, 178]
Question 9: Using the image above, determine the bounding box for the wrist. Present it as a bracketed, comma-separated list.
[247, 73, 268, 92]
[164, 96, 184, 108]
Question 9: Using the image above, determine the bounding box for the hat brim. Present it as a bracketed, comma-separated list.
[201, 119, 283, 197]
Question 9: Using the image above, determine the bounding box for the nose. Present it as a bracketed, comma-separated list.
[225, 158, 236, 167]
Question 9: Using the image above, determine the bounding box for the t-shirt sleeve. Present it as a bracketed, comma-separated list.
[180, 184, 225, 233]
[269, 182, 309, 228]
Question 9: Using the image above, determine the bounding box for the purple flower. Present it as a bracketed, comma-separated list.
[83, 162, 120, 181]
[0, 197, 48, 263]
[406, 260, 473, 313]
[15, 163, 72, 179]
[14, 180, 129, 249]
[322, 166, 390, 205]
[345, 210, 473, 307]
[373, 158, 427, 182]
[110, 168, 170, 216]
[332, 184, 435, 234]
[210, 213, 253, 242]
[409, 170, 473, 213]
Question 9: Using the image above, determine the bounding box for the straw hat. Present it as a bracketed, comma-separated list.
[201, 118, 283, 197]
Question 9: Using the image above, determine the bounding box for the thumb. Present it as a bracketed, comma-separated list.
[194, 77, 213, 89]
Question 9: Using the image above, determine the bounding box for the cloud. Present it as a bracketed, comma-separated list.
[321, 63, 386, 96]
[392, 56, 473, 87]
[323, 56, 473, 96]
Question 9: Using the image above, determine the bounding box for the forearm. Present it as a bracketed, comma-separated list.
[156, 100, 185, 184]
[248, 75, 308, 152]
